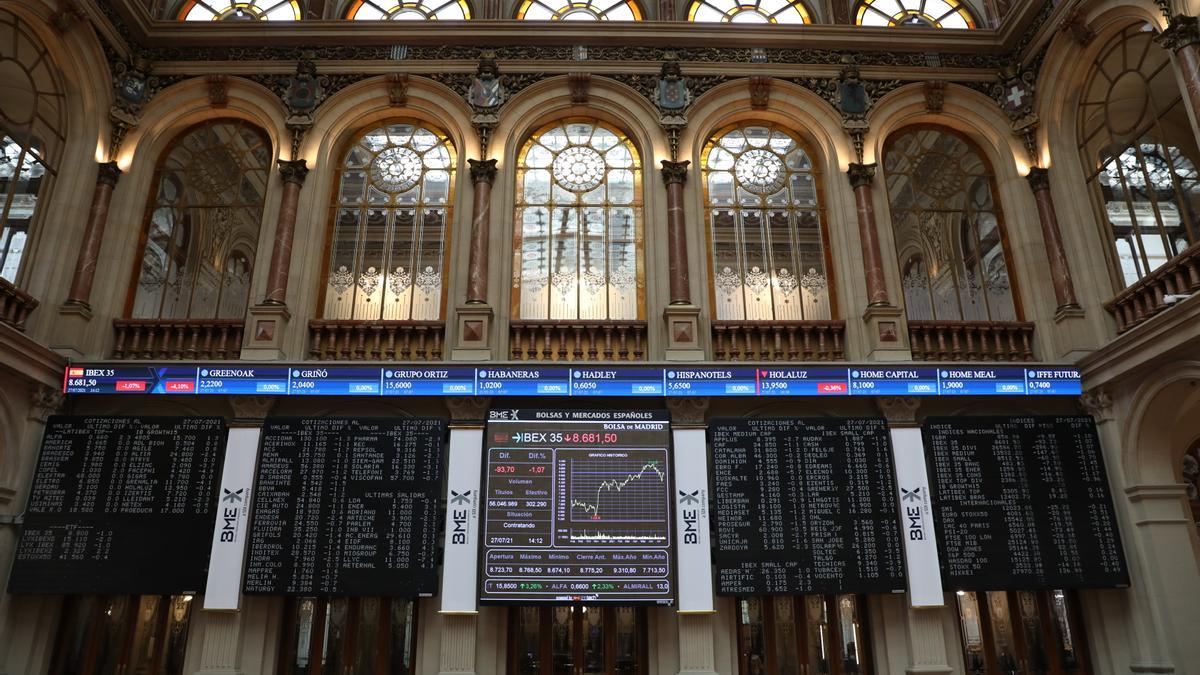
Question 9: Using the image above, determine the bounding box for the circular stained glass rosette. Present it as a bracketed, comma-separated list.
[371, 146, 423, 192]
[552, 146, 605, 192]
[734, 148, 786, 195]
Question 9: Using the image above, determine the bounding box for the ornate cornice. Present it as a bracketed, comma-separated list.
[1157, 14, 1200, 52]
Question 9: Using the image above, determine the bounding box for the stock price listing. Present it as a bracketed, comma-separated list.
[480, 410, 674, 605]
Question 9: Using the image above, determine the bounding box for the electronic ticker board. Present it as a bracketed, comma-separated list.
[10, 416, 226, 594]
[243, 417, 444, 597]
[711, 418, 906, 596]
[480, 410, 674, 604]
[61, 364, 1083, 397]
[923, 416, 1129, 591]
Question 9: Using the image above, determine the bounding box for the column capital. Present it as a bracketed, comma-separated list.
[1157, 14, 1200, 52]
[660, 159, 690, 185]
[468, 158, 497, 184]
[1025, 166, 1051, 193]
[277, 158, 309, 185]
[96, 161, 122, 187]
[847, 162, 877, 189]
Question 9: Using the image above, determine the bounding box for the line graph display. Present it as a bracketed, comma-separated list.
[480, 409, 674, 605]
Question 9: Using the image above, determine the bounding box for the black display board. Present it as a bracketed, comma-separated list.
[479, 410, 674, 604]
[711, 417, 905, 596]
[243, 417, 445, 597]
[923, 416, 1129, 591]
[10, 416, 227, 594]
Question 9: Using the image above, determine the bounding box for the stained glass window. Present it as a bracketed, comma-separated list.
[703, 124, 832, 321]
[515, 0, 642, 20]
[178, 0, 301, 21]
[323, 122, 455, 321]
[347, 0, 470, 19]
[855, 0, 975, 29]
[131, 120, 270, 320]
[1079, 24, 1199, 288]
[513, 119, 643, 320]
[0, 9, 64, 284]
[687, 0, 810, 24]
[884, 127, 1017, 322]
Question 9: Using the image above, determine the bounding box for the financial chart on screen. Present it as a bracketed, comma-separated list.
[479, 409, 674, 605]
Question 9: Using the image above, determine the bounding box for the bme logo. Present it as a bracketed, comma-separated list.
[901, 486, 925, 541]
[222, 488, 244, 503]
[679, 491, 701, 544]
[678, 490, 700, 505]
[450, 490, 472, 505]
[900, 487, 921, 502]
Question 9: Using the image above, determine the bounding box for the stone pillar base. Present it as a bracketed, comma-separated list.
[663, 305, 705, 361]
[241, 304, 291, 360]
[862, 304, 910, 361]
[452, 304, 494, 361]
[50, 302, 93, 359]
[1051, 305, 1094, 360]
[677, 612, 718, 674]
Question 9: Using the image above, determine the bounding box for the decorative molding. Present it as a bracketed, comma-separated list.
[228, 395, 275, 420]
[28, 385, 65, 423]
[1157, 14, 1200, 52]
[660, 159, 690, 186]
[1080, 388, 1115, 423]
[666, 397, 709, 426]
[96, 161, 122, 187]
[1025, 166, 1050, 193]
[568, 72, 590, 104]
[206, 74, 229, 107]
[847, 162, 876, 189]
[277, 159, 309, 186]
[876, 396, 920, 425]
[387, 72, 409, 107]
[1059, 8, 1095, 47]
[749, 75, 771, 110]
[468, 158, 497, 185]
[446, 396, 491, 421]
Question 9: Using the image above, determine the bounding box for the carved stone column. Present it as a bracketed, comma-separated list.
[465, 159, 496, 305]
[660, 160, 692, 305]
[1158, 15, 1200, 139]
[847, 163, 889, 307]
[1025, 168, 1081, 314]
[453, 161, 498, 361]
[64, 161, 122, 310]
[262, 159, 309, 305]
[660, 161, 705, 360]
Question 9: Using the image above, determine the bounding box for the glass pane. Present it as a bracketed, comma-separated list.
[551, 606, 573, 675]
[295, 598, 317, 673]
[1016, 591, 1050, 675]
[1049, 590, 1083, 673]
[772, 597, 802, 675]
[739, 598, 768, 675]
[323, 598, 351, 675]
[957, 592, 986, 675]
[581, 607, 605, 675]
[612, 607, 638, 674]
[52, 596, 99, 675]
[837, 595, 866, 674]
[127, 595, 163, 674]
[388, 599, 416, 675]
[163, 595, 194, 675]
[95, 596, 134, 675]
[804, 596, 832, 675]
[985, 591, 1019, 674]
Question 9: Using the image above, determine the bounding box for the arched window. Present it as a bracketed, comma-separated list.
[322, 121, 456, 321]
[0, 9, 65, 283]
[512, 119, 643, 320]
[346, 0, 470, 19]
[687, 0, 810, 23]
[515, 0, 642, 20]
[179, 0, 301, 20]
[884, 126, 1018, 322]
[130, 120, 270, 320]
[703, 123, 832, 321]
[855, 0, 975, 28]
[1079, 24, 1199, 288]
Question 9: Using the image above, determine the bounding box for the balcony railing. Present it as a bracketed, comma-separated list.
[908, 320, 1036, 362]
[1105, 243, 1200, 333]
[112, 319, 244, 359]
[712, 320, 846, 361]
[510, 320, 647, 361]
[308, 320, 444, 360]
[0, 278, 37, 332]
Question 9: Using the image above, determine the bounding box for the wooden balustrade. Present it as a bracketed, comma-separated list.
[908, 320, 1036, 361]
[0, 277, 38, 332]
[1105, 242, 1200, 333]
[509, 320, 647, 361]
[308, 320, 444, 360]
[712, 320, 846, 361]
[112, 319, 244, 359]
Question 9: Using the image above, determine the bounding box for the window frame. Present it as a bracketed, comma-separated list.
[276, 596, 420, 675]
[734, 594, 874, 675]
[123, 118, 272, 320]
[316, 118, 458, 323]
[701, 121, 837, 323]
[177, 0, 303, 21]
[513, 0, 644, 20]
[954, 590, 1092, 675]
[506, 605, 649, 675]
[853, 0, 976, 28]
[344, 0, 472, 20]
[685, 0, 812, 24]
[882, 123, 1024, 323]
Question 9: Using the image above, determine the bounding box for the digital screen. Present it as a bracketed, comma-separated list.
[923, 416, 1129, 591]
[711, 418, 905, 596]
[243, 417, 444, 597]
[62, 364, 1083, 398]
[10, 416, 226, 594]
[480, 409, 674, 604]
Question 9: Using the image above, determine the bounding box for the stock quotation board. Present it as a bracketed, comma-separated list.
[711, 418, 906, 596]
[243, 418, 444, 597]
[923, 416, 1130, 591]
[480, 410, 674, 604]
[10, 416, 226, 594]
